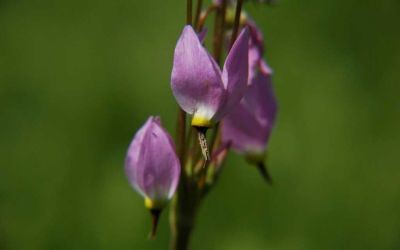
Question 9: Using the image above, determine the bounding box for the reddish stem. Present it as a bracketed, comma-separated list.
[229, 0, 244, 49]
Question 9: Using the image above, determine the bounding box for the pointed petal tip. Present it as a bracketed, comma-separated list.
[260, 60, 273, 76]
[197, 28, 208, 43]
[181, 25, 198, 40]
[217, 26, 250, 120]
[237, 26, 250, 44]
[242, 25, 250, 37]
[226, 26, 250, 62]
[147, 115, 160, 124]
[172, 24, 224, 120]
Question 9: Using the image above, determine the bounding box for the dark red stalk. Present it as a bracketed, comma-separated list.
[197, 4, 217, 31]
[212, 0, 227, 65]
[230, 0, 244, 49]
[194, 0, 203, 29]
[186, 0, 193, 25]
[149, 209, 161, 240]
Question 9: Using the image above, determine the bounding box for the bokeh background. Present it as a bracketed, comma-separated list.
[1, 0, 400, 249]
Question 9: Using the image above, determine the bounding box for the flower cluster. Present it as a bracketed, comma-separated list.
[124, 0, 278, 243]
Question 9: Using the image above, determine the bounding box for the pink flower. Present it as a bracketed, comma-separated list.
[125, 116, 180, 209]
[171, 25, 250, 128]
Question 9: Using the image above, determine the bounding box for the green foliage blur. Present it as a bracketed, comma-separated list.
[1, 0, 400, 249]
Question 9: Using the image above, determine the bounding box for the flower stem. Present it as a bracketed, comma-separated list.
[208, 0, 244, 159]
[187, 0, 193, 25]
[197, 4, 217, 31]
[170, 181, 200, 250]
[176, 109, 186, 163]
[169, 1, 198, 250]
[194, 0, 203, 29]
[213, 0, 227, 65]
[230, 0, 244, 49]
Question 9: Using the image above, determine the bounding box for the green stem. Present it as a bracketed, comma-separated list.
[229, 0, 244, 49]
[187, 0, 193, 25]
[170, 180, 200, 250]
[194, 0, 203, 29]
[176, 109, 186, 163]
[170, 1, 197, 249]
[170, 1, 242, 249]
[197, 4, 217, 31]
[209, 0, 244, 159]
[213, 0, 227, 65]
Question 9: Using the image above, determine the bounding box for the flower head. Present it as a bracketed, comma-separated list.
[125, 116, 180, 210]
[171, 25, 250, 128]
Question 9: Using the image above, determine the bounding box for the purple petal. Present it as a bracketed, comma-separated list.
[243, 68, 277, 129]
[222, 103, 267, 154]
[222, 69, 277, 155]
[171, 25, 225, 122]
[248, 21, 265, 81]
[259, 60, 273, 75]
[197, 28, 208, 44]
[125, 117, 180, 201]
[216, 27, 250, 120]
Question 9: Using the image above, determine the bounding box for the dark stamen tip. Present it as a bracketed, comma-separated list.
[256, 161, 274, 186]
[148, 209, 162, 240]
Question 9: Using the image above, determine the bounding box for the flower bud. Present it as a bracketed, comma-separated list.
[125, 116, 180, 238]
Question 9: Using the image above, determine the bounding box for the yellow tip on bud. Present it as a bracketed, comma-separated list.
[144, 197, 166, 210]
[245, 152, 266, 164]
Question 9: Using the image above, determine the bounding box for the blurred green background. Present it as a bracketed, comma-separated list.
[1, 0, 400, 249]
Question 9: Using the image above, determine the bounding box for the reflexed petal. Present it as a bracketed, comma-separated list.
[247, 20, 265, 81]
[259, 60, 273, 75]
[216, 27, 250, 119]
[171, 25, 225, 122]
[222, 69, 277, 155]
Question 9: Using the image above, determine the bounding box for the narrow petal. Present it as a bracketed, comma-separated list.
[171, 25, 225, 122]
[216, 27, 250, 120]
